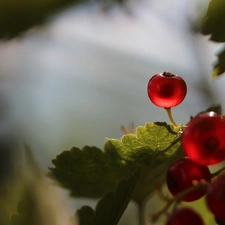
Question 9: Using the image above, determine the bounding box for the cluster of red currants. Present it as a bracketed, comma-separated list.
[147, 72, 225, 225]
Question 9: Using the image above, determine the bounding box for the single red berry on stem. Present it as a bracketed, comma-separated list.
[182, 111, 225, 165]
[147, 72, 187, 108]
[166, 157, 211, 202]
[206, 174, 225, 221]
[166, 207, 204, 225]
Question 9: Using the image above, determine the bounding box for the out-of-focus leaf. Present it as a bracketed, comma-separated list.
[76, 206, 95, 225]
[77, 169, 140, 225]
[10, 143, 75, 225]
[205, 104, 222, 114]
[0, 0, 125, 39]
[0, 0, 75, 39]
[10, 201, 34, 225]
[211, 46, 225, 77]
[191, 104, 222, 119]
[201, 0, 225, 42]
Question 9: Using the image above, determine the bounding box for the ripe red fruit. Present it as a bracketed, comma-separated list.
[166, 157, 211, 202]
[206, 174, 225, 221]
[147, 71, 187, 108]
[182, 111, 225, 165]
[166, 207, 204, 225]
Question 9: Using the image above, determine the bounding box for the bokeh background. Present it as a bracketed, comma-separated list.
[1, 0, 225, 224]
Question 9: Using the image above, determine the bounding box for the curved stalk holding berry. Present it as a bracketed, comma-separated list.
[147, 71, 186, 128]
[164, 108, 178, 127]
[151, 182, 207, 223]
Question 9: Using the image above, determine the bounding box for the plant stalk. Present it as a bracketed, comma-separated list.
[137, 200, 146, 225]
[165, 108, 178, 127]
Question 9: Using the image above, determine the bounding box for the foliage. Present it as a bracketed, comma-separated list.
[49, 146, 136, 198]
[190, 104, 222, 119]
[211, 46, 225, 78]
[75, 169, 140, 225]
[201, 0, 225, 77]
[9, 143, 71, 225]
[10, 200, 36, 225]
[105, 122, 183, 202]
[201, 0, 225, 42]
[0, 0, 124, 39]
[49, 122, 183, 203]
[2, 0, 225, 225]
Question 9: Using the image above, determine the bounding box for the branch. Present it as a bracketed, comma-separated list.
[211, 167, 225, 178]
[150, 182, 208, 223]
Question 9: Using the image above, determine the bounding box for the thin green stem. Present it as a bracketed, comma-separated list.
[165, 108, 178, 127]
[137, 200, 146, 225]
[151, 183, 207, 223]
[211, 167, 225, 178]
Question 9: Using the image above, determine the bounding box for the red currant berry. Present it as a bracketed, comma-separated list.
[166, 157, 211, 202]
[182, 111, 225, 165]
[206, 174, 225, 221]
[166, 207, 204, 225]
[147, 71, 187, 108]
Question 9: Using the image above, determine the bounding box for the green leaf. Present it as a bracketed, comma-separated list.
[76, 206, 95, 225]
[191, 104, 222, 119]
[205, 104, 222, 114]
[49, 146, 136, 198]
[105, 122, 181, 164]
[211, 46, 225, 77]
[0, 0, 125, 39]
[10, 201, 33, 225]
[105, 122, 183, 202]
[201, 0, 225, 42]
[49, 122, 183, 203]
[0, 0, 76, 39]
[77, 169, 140, 225]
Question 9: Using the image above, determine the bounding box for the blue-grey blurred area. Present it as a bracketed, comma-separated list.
[0, 0, 224, 224]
